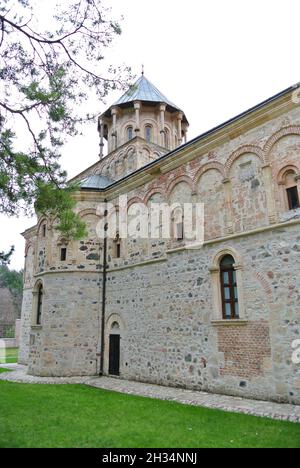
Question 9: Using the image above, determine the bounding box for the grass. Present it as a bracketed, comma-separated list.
[0, 381, 299, 448]
[0, 347, 18, 364]
[0, 368, 12, 374]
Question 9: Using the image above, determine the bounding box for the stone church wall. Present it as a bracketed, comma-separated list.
[104, 223, 300, 403]
[18, 86, 300, 403]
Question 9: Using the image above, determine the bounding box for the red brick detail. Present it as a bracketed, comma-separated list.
[264, 125, 300, 158]
[225, 145, 265, 175]
[166, 175, 193, 197]
[193, 162, 225, 184]
[218, 321, 271, 379]
[25, 241, 33, 257]
[144, 188, 166, 205]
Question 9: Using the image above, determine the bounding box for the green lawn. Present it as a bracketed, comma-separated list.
[0, 368, 12, 374]
[0, 347, 18, 364]
[0, 381, 299, 448]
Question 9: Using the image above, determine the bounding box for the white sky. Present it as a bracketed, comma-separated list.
[1, 0, 300, 270]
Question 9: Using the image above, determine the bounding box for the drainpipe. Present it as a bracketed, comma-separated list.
[99, 199, 108, 376]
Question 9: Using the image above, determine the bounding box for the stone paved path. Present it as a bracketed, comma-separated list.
[1, 364, 300, 423]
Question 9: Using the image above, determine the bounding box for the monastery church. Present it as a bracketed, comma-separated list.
[19, 74, 300, 404]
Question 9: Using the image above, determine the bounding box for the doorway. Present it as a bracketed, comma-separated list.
[109, 334, 120, 376]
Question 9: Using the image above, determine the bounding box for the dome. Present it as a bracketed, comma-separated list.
[103, 75, 188, 124]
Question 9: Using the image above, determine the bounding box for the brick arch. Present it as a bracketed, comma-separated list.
[250, 270, 274, 303]
[36, 216, 48, 234]
[194, 162, 225, 185]
[126, 196, 145, 212]
[264, 126, 300, 163]
[141, 146, 151, 154]
[116, 151, 125, 161]
[166, 175, 193, 198]
[25, 241, 34, 257]
[78, 208, 98, 218]
[277, 164, 300, 184]
[144, 188, 166, 205]
[225, 145, 265, 177]
[125, 145, 136, 156]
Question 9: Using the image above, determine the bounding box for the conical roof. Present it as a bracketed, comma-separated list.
[103, 75, 188, 122]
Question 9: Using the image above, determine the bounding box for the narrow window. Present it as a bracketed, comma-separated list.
[287, 186, 300, 210]
[220, 255, 239, 320]
[114, 234, 121, 258]
[42, 224, 46, 237]
[127, 126, 133, 141]
[176, 222, 184, 241]
[164, 128, 170, 149]
[36, 284, 43, 325]
[60, 247, 67, 261]
[145, 125, 152, 143]
[116, 242, 121, 259]
[172, 207, 184, 241]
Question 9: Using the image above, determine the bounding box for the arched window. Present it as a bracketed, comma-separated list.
[127, 126, 133, 141]
[36, 284, 43, 325]
[220, 255, 239, 319]
[60, 247, 67, 261]
[114, 234, 121, 258]
[172, 205, 184, 241]
[284, 171, 300, 210]
[111, 321, 120, 330]
[145, 125, 152, 143]
[164, 128, 170, 149]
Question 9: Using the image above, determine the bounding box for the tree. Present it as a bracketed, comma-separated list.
[0, 264, 23, 319]
[0, 0, 132, 240]
[0, 246, 14, 266]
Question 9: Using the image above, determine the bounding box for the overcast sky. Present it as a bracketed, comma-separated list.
[1, 0, 300, 270]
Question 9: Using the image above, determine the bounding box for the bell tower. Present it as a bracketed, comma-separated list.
[96, 74, 189, 181]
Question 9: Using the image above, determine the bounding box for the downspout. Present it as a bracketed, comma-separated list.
[99, 199, 108, 376]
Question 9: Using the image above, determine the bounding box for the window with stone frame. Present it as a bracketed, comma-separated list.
[287, 186, 300, 210]
[279, 168, 300, 211]
[220, 255, 239, 319]
[36, 283, 43, 325]
[171, 206, 184, 241]
[127, 126, 133, 141]
[145, 125, 152, 143]
[113, 234, 121, 259]
[164, 128, 170, 149]
[60, 247, 67, 261]
[57, 238, 69, 263]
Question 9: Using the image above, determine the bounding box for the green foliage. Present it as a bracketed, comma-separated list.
[0, 246, 14, 266]
[3, 327, 14, 339]
[0, 0, 133, 239]
[35, 181, 87, 240]
[0, 265, 23, 297]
